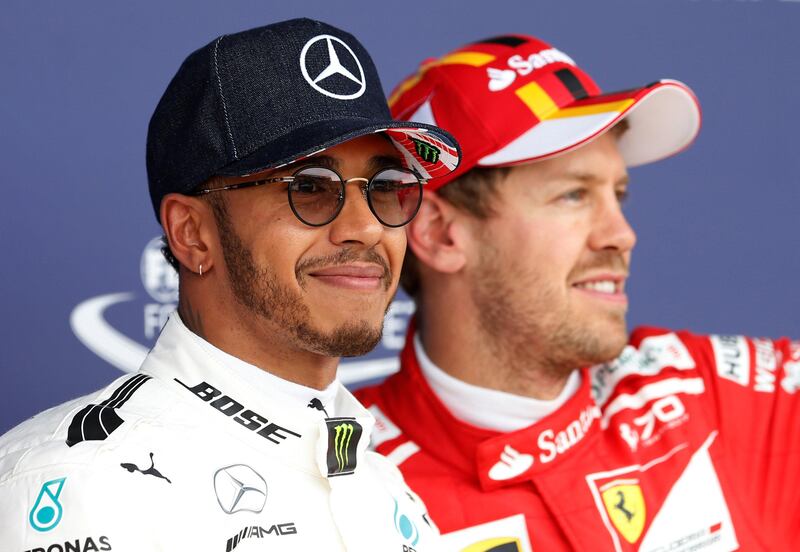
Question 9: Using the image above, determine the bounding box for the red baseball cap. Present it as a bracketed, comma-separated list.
[389, 34, 701, 191]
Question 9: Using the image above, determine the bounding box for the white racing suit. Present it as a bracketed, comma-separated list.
[0, 315, 438, 552]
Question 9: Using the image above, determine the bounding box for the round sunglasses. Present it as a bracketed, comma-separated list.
[193, 165, 425, 228]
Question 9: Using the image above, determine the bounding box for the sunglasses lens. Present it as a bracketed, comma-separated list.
[288, 167, 343, 225]
[368, 169, 423, 227]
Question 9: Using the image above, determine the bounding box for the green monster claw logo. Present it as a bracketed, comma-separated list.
[325, 418, 362, 477]
[334, 423, 354, 473]
[410, 138, 441, 164]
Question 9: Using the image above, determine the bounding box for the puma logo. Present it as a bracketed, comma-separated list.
[121, 452, 171, 484]
[308, 398, 329, 418]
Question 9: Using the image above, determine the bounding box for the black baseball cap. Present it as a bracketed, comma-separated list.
[146, 18, 461, 221]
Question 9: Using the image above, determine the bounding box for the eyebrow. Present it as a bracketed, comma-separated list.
[368, 154, 405, 172]
[559, 171, 630, 186]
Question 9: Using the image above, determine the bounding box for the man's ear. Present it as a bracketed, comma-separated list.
[160, 193, 215, 275]
[406, 193, 469, 274]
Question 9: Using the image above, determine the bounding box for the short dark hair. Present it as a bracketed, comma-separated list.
[400, 119, 631, 297]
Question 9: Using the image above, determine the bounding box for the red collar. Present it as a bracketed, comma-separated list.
[383, 323, 601, 490]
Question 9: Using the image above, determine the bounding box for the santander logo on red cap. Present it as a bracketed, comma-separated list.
[487, 47, 576, 92]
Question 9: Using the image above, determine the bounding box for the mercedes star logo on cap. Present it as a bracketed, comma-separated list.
[300, 34, 366, 100]
[213, 464, 267, 514]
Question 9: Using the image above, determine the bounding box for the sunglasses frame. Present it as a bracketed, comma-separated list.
[193, 165, 426, 228]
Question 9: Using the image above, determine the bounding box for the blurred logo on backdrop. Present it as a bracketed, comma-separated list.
[70, 237, 412, 385]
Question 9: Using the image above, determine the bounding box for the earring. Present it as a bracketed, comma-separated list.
[199, 264, 203, 277]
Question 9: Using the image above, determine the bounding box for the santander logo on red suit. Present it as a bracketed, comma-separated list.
[479, 396, 602, 489]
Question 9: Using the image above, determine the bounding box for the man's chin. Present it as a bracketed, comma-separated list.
[558, 313, 629, 368]
[294, 319, 383, 358]
[587, 325, 629, 365]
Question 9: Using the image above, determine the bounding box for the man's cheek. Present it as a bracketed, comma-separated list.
[388, 233, 407, 265]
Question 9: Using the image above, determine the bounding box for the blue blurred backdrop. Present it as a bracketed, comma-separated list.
[2, 0, 798, 434]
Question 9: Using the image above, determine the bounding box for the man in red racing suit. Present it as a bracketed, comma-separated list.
[355, 34, 800, 551]
[358, 323, 800, 550]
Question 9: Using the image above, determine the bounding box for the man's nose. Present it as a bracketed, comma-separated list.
[589, 196, 637, 253]
[327, 181, 383, 247]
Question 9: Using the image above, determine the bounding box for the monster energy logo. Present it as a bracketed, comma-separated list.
[334, 423, 353, 472]
[325, 418, 363, 477]
[410, 138, 441, 164]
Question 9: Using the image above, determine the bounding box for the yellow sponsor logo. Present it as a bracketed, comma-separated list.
[601, 481, 646, 544]
[461, 536, 522, 552]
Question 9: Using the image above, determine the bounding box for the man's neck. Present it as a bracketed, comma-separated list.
[416, 291, 574, 401]
[177, 294, 338, 391]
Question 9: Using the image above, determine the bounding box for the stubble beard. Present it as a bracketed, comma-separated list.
[470, 241, 629, 381]
[211, 200, 385, 358]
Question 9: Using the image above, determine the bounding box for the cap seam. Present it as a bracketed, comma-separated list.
[213, 35, 239, 160]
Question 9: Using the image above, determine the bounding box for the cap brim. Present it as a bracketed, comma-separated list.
[477, 80, 701, 168]
[215, 118, 461, 181]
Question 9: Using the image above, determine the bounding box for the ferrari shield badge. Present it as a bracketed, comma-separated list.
[601, 480, 646, 544]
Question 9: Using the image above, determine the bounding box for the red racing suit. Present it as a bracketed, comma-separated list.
[355, 324, 800, 551]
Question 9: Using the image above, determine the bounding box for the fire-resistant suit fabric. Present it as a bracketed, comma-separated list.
[355, 323, 800, 551]
[0, 315, 439, 552]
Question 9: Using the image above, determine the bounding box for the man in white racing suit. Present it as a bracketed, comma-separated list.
[1, 315, 437, 551]
[0, 17, 460, 552]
